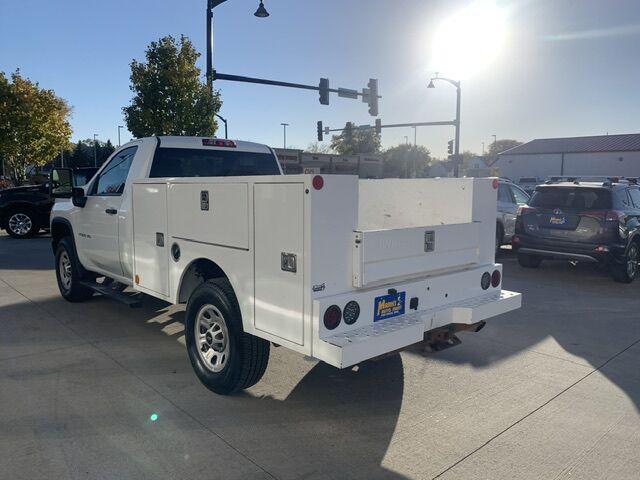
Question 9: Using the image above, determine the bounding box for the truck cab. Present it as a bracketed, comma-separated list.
[51, 137, 280, 284]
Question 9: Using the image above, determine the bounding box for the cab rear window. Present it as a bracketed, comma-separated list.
[149, 147, 280, 178]
[530, 187, 612, 210]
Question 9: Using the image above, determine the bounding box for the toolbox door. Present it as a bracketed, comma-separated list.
[253, 183, 305, 345]
[132, 183, 169, 297]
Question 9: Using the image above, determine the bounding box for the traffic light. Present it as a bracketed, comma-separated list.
[319, 78, 330, 105]
[317, 121, 323, 141]
[367, 78, 379, 117]
[447, 139, 454, 155]
[375, 118, 382, 135]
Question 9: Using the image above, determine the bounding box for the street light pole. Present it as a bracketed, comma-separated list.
[118, 125, 123, 147]
[215, 114, 228, 139]
[93, 134, 98, 167]
[281, 123, 289, 149]
[428, 74, 462, 177]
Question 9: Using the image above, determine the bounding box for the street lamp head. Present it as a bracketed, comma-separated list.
[254, 1, 269, 18]
[427, 79, 435, 89]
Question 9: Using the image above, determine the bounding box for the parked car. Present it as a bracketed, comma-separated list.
[0, 167, 97, 238]
[496, 179, 530, 251]
[517, 177, 540, 194]
[514, 180, 640, 282]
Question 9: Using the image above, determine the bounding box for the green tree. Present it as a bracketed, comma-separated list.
[487, 139, 522, 157]
[0, 70, 72, 183]
[67, 139, 116, 167]
[330, 122, 381, 155]
[123, 35, 221, 137]
[306, 142, 332, 154]
[383, 144, 431, 178]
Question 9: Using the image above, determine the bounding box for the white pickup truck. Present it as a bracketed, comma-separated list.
[50, 136, 521, 395]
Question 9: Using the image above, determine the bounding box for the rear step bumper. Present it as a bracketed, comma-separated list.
[319, 290, 521, 368]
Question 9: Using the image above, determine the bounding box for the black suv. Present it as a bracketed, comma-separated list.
[514, 181, 640, 283]
[0, 167, 97, 239]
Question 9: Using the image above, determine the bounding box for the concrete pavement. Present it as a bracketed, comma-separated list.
[0, 232, 638, 479]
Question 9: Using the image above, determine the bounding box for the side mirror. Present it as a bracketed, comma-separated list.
[50, 168, 73, 198]
[50, 168, 88, 207]
[72, 187, 87, 208]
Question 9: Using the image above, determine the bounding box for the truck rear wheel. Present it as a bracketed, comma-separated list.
[55, 237, 94, 302]
[185, 278, 270, 395]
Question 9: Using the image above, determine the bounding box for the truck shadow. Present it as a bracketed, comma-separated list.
[0, 233, 52, 271]
[413, 248, 640, 412]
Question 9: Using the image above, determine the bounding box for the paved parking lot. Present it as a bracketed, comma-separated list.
[1, 231, 639, 480]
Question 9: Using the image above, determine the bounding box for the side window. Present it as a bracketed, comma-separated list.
[498, 184, 513, 203]
[510, 185, 530, 205]
[628, 188, 640, 209]
[93, 147, 137, 196]
[615, 189, 632, 209]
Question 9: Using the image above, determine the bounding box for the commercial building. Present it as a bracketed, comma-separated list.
[493, 133, 640, 181]
[274, 148, 384, 178]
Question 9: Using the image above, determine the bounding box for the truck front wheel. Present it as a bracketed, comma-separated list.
[55, 237, 94, 302]
[185, 278, 270, 395]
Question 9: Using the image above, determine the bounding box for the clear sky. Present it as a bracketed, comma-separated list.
[2, 0, 640, 157]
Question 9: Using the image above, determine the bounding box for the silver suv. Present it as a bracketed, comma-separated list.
[496, 179, 530, 251]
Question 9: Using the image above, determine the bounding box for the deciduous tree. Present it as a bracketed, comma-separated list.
[383, 144, 431, 178]
[330, 122, 381, 155]
[123, 35, 221, 137]
[0, 70, 72, 183]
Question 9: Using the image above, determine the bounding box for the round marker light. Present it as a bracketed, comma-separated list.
[312, 175, 324, 190]
[491, 269, 501, 288]
[343, 301, 360, 325]
[481, 272, 491, 290]
[323, 305, 341, 330]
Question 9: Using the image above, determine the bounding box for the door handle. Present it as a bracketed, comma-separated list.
[105, 208, 117, 215]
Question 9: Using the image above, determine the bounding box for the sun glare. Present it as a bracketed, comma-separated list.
[431, 0, 508, 79]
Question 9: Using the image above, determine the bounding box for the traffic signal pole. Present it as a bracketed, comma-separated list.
[454, 82, 461, 177]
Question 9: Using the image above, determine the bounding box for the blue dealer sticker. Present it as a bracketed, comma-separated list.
[374, 292, 406, 322]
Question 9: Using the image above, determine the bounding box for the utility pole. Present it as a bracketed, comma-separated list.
[281, 123, 289, 149]
[93, 134, 98, 167]
[428, 74, 461, 177]
[118, 126, 123, 147]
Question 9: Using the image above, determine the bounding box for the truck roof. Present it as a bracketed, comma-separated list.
[156, 136, 274, 154]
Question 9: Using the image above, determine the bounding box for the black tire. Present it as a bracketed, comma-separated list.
[612, 242, 639, 283]
[5, 208, 38, 238]
[55, 237, 94, 302]
[495, 224, 504, 254]
[185, 278, 270, 395]
[518, 252, 543, 268]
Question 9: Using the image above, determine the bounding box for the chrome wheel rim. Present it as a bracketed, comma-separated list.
[627, 245, 638, 278]
[8, 213, 32, 236]
[195, 304, 229, 373]
[59, 251, 72, 291]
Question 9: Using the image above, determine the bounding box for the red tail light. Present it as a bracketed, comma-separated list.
[491, 270, 501, 288]
[517, 206, 537, 216]
[605, 210, 625, 222]
[323, 305, 341, 330]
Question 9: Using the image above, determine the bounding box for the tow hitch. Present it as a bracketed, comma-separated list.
[424, 321, 486, 352]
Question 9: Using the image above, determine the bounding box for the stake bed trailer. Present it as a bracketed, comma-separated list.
[50, 137, 521, 394]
